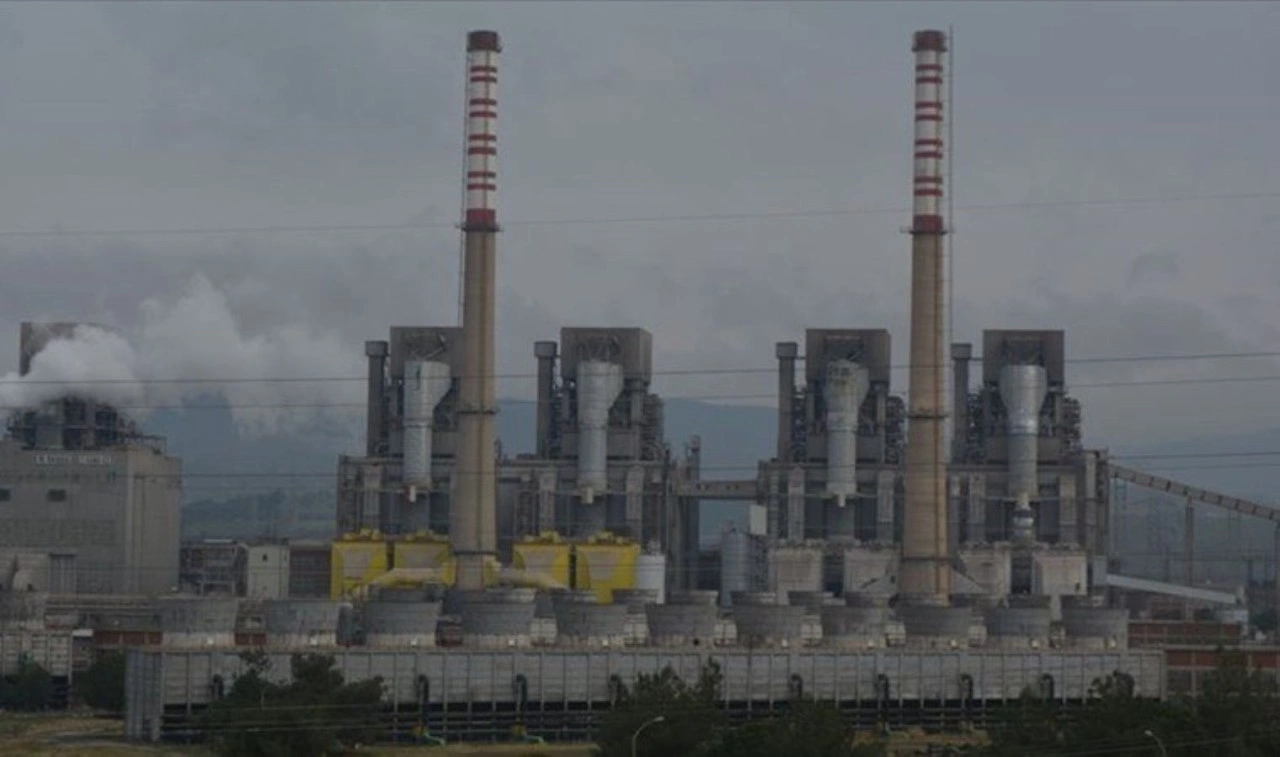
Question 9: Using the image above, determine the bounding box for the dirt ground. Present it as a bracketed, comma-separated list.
[0, 714, 594, 757]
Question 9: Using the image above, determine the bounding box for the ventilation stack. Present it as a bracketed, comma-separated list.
[451, 30, 502, 591]
[364, 341, 388, 456]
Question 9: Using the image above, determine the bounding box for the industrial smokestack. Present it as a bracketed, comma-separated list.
[899, 29, 951, 605]
[451, 29, 502, 591]
[534, 341, 558, 458]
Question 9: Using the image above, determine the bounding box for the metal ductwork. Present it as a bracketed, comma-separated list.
[403, 359, 452, 499]
[577, 360, 623, 505]
[998, 363, 1047, 501]
[825, 359, 869, 507]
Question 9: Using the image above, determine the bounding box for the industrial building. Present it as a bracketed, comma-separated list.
[96, 25, 1280, 747]
[0, 322, 182, 596]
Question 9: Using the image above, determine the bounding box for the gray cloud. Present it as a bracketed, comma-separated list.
[0, 2, 1276, 456]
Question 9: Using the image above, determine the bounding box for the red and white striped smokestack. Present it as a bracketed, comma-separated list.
[911, 30, 947, 234]
[900, 28, 952, 608]
[453, 30, 502, 592]
[464, 30, 501, 230]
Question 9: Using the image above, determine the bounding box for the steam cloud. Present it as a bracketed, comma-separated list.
[0, 273, 364, 438]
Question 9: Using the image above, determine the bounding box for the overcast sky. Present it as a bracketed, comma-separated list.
[0, 1, 1277, 451]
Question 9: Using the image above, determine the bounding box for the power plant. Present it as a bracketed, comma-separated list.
[0, 26, 1275, 747]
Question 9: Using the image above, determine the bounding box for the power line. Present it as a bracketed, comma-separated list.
[0, 190, 1275, 240]
[3, 348, 1279, 386]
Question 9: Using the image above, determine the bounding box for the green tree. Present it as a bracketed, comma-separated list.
[594, 661, 726, 757]
[1169, 649, 1280, 757]
[1251, 608, 1278, 635]
[76, 651, 126, 713]
[0, 659, 53, 712]
[202, 653, 384, 757]
[702, 700, 885, 757]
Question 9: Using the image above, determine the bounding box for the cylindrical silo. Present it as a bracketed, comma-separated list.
[158, 597, 240, 648]
[576, 360, 624, 508]
[402, 359, 452, 496]
[457, 588, 536, 648]
[263, 599, 341, 648]
[635, 552, 667, 604]
[825, 359, 869, 513]
[719, 529, 754, 607]
[998, 363, 1048, 511]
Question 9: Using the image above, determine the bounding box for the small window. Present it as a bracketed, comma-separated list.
[47, 489, 67, 503]
[0, 488, 10, 502]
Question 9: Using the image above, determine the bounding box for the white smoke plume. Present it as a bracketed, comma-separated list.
[1, 273, 365, 438]
[0, 325, 144, 411]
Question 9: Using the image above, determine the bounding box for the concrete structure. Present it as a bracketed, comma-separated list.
[646, 590, 718, 647]
[245, 543, 290, 600]
[125, 647, 1166, 743]
[551, 590, 628, 647]
[452, 30, 504, 591]
[0, 323, 182, 597]
[900, 28, 953, 608]
[457, 588, 536, 648]
[157, 597, 238, 648]
[731, 591, 806, 648]
[262, 599, 341, 648]
[362, 595, 441, 648]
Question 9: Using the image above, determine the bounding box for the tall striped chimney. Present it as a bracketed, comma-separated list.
[452, 30, 502, 591]
[899, 29, 952, 605]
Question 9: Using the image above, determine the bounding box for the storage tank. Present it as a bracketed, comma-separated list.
[634, 552, 667, 604]
[158, 597, 239, 648]
[263, 599, 341, 647]
[456, 588, 536, 648]
[646, 590, 718, 647]
[719, 529, 754, 607]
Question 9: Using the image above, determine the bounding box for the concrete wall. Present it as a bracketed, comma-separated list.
[125, 646, 1166, 741]
[0, 443, 181, 595]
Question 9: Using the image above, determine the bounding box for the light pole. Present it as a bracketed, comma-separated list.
[631, 714, 666, 757]
[1143, 729, 1168, 757]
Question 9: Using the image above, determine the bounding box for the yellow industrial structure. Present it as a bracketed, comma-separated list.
[330, 530, 639, 601]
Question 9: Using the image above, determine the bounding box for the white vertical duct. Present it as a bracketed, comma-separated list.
[999, 363, 1047, 539]
[577, 360, 623, 504]
[403, 359, 452, 500]
[825, 359, 869, 507]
